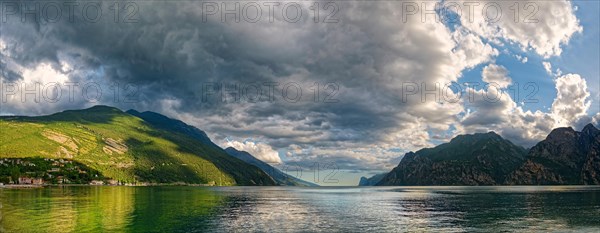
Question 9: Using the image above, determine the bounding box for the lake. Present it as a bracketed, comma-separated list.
[1, 186, 600, 232]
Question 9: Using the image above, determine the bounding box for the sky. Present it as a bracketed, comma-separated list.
[1, 0, 599, 185]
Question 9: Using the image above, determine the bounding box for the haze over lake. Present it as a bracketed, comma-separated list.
[2, 186, 600, 232]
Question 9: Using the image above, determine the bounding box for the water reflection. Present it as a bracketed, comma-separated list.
[0, 186, 220, 232]
[0, 187, 135, 232]
[1, 186, 600, 232]
[128, 186, 222, 232]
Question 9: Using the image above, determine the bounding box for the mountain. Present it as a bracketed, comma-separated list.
[224, 147, 317, 186]
[358, 173, 386, 186]
[377, 132, 527, 186]
[0, 105, 276, 186]
[506, 124, 600, 185]
[126, 110, 217, 147]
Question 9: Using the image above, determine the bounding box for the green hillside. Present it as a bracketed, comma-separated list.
[0, 106, 275, 185]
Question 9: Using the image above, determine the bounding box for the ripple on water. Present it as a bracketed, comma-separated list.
[2, 186, 600, 232]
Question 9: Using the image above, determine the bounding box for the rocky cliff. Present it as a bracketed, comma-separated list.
[377, 132, 527, 186]
[506, 124, 600, 185]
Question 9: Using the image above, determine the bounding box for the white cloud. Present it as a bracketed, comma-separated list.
[556, 68, 563, 77]
[459, 72, 592, 146]
[551, 74, 591, 127]
[225, 140, 282, 164]
[543, 62, 553, 75]
[0, 39, 6, 51]
[542, 61, 564, 77]
[0, 62, 77, 115]
[454, 0, 582, 58]
[451, 29, 499, 70]
[515, 55, 528, 63]
[593, 113, 600, 125]
[482, 64, 512, 88]
[21, 63, 69, 84]
[459, 86, 551, 146]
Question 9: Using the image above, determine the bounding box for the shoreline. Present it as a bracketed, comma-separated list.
[2, 184, 600, 189]
[0, 184, 44, 189]
[0, 183, 219, 189]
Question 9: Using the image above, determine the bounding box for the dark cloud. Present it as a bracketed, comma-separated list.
[0, 0, 470, 166]
[0, 0, 592, 171]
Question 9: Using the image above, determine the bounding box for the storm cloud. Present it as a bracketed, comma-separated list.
[0, 0, 594, 171]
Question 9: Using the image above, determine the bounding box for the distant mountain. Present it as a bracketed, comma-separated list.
[224, 147, 317, 186]
[506, 124, 600, 185]
[0, 105, 276, 186]
[358, 173, 386, 186]
[377, 132, 527, 186]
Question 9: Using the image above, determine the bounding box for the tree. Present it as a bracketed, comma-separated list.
[10, 167, 21, 184]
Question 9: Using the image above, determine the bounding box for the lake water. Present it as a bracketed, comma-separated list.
[1, 186, 600, 232]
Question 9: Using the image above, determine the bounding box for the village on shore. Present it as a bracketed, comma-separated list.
[0, 157, 116, 187]
[0, 157, 218, 188]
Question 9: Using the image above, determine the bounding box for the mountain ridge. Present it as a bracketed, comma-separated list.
[3, 105, 599, 186]
[506, 123, 600, 185]
[377, 125, 600, 186]
[0, 105, 276, 186]
[377, 131, 528, 186]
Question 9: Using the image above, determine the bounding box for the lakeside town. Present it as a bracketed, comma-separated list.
[0, 157, 111, 186]
[0, 157, 220, 188]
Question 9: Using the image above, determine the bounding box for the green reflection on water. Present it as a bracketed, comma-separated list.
[0, 186, 222, 232]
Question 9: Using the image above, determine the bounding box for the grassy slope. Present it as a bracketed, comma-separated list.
[0, 106, 274, 185]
